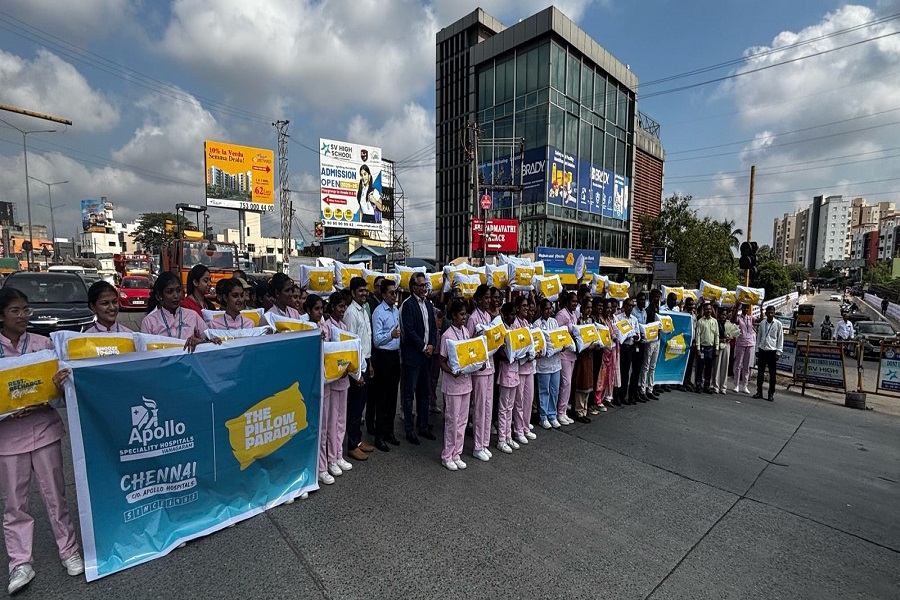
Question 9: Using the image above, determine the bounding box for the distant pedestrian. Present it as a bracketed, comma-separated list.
[882, 298, 889, 315]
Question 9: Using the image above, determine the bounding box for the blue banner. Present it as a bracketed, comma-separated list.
[654, 313, 693, 385]
[476, 147, 547, 209]
[548, 147, 578, 208]
[64, 332, 322, 580]
[536, 247, 600, 274]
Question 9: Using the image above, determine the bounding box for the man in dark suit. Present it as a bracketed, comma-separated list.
[400, 272, 438, 445]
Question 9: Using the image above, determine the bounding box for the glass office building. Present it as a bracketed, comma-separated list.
[436, 7, 639, 263]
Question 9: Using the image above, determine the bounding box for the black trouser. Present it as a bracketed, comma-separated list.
[696, 346, 715, 388]
[347, 369, 369, 450]
[756, 350, 778, 397]
[616, 343, 637, 400]
[402, 358, 432, 434]
[683, 347, 697, 386]
[372, 348, 401, 439]
[630, 343, 644, 395]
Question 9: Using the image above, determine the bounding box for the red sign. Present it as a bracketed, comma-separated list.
[472, 218, 518, 253]
[480, 193, 492, 210]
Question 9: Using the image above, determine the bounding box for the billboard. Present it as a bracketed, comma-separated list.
[0, 201, 14, 227]
[81, 198, 112, 232]
[204, 141, 275, 212]
[471, 218, 518, 253]
[477, 147, 547, 210]
[319, 139, 386, 232]
[546, 146, 629, 221]
[536, 247, 601, 274]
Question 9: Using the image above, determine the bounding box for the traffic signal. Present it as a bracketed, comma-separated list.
[739, 241, 759, 275]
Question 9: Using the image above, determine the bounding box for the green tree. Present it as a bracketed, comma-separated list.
[133, 212, 195, 256]
[816, 261, 836, 280]
[639, 193, 742, 287]
[863, 260, 892, 285]
[752, 256, 793, 298]
[785, 263, 808, 282]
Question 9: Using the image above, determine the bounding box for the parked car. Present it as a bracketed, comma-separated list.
[2, 272, 95, 334]
[118, 276, 152, 311]
[829, 293, 842, 301]
[851, 320, 898, 359]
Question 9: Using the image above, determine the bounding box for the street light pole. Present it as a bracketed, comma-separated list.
[30, 176, 68, 262]
[0, 118, 57, 270]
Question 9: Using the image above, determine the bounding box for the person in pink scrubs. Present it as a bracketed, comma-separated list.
[319, 294, 358, 485]
[85, 281, 132, 333]
[266, 273, 301, 320]
[495, 303, 519, 454]
[513, 296, 537, 445]
[439, 300, 475, 471]
[0, 288, 83, 595]
[465, 285, 495, 462]
[140, 271, 210, 352]
[210, 279, 255, 330]
[554, 291, 579, 425]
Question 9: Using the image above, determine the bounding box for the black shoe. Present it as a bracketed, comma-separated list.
[386, 434, 401, 446]
[406, 432, 420, 445]
[636, 392, 648, 403]
[767, 395, 775, 402]
[611, 398, 622, 407]
[684, 383, 695, 392]
[419, 429, 437, 441]
[752, 392, 763, 400]
[676, 385, 686, 392]
[704, 387, 714, 394]
[574, 414, 591, 424]
[694, 387, 703, 394]
[374, 438, 390, 452]
[658, 385, 669, 393]
[647, 390, 660, 400]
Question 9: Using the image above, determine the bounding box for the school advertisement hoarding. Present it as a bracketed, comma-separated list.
[319, 139, 386, 232]
[204, 141, 275, 212]
[64, 332, 321, 580]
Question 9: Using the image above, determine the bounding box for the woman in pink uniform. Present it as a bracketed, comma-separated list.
[439, 300, 474, 471]
[554, 291, 578, 426]
[210, 279, 255, 330]
[140, 271, 209, 352]
[85, 281, 132, 333]
[266, 273, 301, 320]
[494, 303, 519, 454]
[513, 296, 537, 445]
[732, 304, 756, 393]
[465, 285, 495, 462]
[0, 288, 83, 595]
[319, 294, 356, 485]
[179, 264, 214, 317]
[596, 298, 621, 407]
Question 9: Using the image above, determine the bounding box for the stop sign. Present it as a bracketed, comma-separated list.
[480, 193, 492, 210]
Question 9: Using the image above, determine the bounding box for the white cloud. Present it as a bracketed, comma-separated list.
[1, 0, 134, 41]
[159, 0, 438, 117]
[0, 49, 119, 132]
[709, 3, 900, 244]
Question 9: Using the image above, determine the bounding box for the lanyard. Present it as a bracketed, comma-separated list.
[451, 325, 465, 341]
[0, 333, 28, 358]
[224, 313, 244, 330]
[160, 308, 185, 338]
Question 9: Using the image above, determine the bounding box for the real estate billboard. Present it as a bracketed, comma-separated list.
[204, 141, 275, 212]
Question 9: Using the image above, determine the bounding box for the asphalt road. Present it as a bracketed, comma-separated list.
[12, 377, 900, 599]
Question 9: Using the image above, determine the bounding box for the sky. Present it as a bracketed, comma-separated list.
[0, 0, 899, 258]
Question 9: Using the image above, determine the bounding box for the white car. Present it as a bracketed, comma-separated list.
[830, 293, 842, 301]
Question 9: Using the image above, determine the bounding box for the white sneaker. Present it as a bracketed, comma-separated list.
[719, 389, 726, 395]
[62, 552, 84, 576]
[443, 460, 458, 471]
[336, 458, 353, 471]
[454, 459, 467, 470]
[485, 448, 493, 458]
[741, 386, 750, 394]
[562, 415, 574, 425]
[8, 564, 34, 594]
[318, 471, 335, 485]
[529, 423, 534, 430]
[473, 448, 491, 462]
[327, 462, 343, 477]
[513, 434, 527, 445]
[540, 418, 552, 429]
[300, 492, 309, 500]
[508, 438, 520, 450]
[497, 441, 513, 454]
[525, 431, 537, 440]
[550, 418, 561, 428]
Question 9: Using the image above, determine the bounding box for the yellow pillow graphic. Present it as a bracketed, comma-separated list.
[66, 336, 136, 359]
[225, 382, 308, 470]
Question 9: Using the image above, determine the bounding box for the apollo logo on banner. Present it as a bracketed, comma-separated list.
[121, 397, 194, 462]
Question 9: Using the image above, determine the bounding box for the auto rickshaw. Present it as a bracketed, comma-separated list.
[796, 303, 815, 327]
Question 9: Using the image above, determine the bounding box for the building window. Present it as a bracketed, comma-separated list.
[566, 52, 580, 99]
[550, 42, 565, 92]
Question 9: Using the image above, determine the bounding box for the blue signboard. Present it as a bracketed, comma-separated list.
[536, 247, 600, 274]
[548, 146, 629, 221]
[477, 147, 548, 209]
[64, 332, 321, 580]
[548, 147, 578, 208]
[655, 312, 693, 385]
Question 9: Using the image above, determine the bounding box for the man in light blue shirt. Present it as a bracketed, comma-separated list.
[371, 279, 402, 451]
